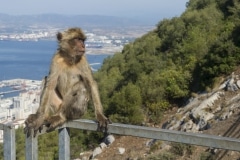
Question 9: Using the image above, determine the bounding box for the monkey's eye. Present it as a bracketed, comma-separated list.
[76, 38, 85, 42]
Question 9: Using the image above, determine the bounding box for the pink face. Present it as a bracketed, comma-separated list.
[73, 38, 85, 57]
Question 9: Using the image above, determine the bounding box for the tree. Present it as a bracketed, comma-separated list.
[107, 83, 144, 124]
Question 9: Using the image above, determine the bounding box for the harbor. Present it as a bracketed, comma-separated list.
[0, 79, 42, 142]
[0, 79, 41, 98]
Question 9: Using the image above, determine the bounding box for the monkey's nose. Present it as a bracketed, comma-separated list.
[82, 42, 85, 48]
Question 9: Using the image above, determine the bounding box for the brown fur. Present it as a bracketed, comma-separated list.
[24, 27, 110, 137]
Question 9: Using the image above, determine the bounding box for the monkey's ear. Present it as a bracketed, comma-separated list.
[57, 32, 62, 41]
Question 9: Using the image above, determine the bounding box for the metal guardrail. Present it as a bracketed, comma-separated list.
[0, 123, 16, 160]
[1, 119, 240, 159]
[65, 119, 240, 151]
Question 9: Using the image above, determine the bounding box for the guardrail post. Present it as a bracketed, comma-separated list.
[3, 124, 15, 160]
[59, 127, 70, 160]
[25, 133, 38, 160]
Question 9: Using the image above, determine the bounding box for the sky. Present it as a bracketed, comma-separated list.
[0, 0, 188, 23]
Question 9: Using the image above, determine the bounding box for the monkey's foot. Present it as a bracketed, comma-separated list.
[24, 114, 44, 137]
[96, 113, 111, 133]
[45, 115, 66, 132]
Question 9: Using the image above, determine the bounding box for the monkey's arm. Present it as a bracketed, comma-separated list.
[82, 61, 110, 130]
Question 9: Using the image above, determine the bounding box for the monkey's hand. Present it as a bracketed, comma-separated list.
[96, 113, 111, 133]
[24, 114, 44, 137]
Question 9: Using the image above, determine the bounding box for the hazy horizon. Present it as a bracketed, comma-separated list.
[0, 0, 188, 24]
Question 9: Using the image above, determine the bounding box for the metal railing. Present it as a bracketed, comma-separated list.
[0, 123, 16, 160]
[1, 119, 240, 159]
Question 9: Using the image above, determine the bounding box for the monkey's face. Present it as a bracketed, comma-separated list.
[72, 38, 85, 57]
[57, 28, 87, 63]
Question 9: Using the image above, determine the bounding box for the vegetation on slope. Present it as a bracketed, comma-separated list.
[95, 0, 240, 124]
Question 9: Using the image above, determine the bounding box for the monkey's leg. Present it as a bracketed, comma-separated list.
[90, 81, 111, 131]
[45, 84, 89, 132]
[45, 90, 79, 131]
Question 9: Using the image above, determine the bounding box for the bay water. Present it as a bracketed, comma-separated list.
[0, 40, 110, 81]
[0, 40, 110, 98]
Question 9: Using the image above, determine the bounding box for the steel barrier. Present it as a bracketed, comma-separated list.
[1, 119, 240, 160]
[0, 123, 15, 160]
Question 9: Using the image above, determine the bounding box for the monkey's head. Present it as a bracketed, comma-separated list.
[57, 28, 87, 64]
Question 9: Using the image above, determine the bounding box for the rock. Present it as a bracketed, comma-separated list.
[219, 80, 229, 90]
[197, 118, 211, 131]
[99, 142, 107, 149]
[213, 106, 221, 113]
[91, 147, 102, 159]
[104, 134, 115, 145]
[236, 80, 240, 89]
[191, 91, 223, 120]
[79, 151, 92, 160]
[181, 120, 193, 132]
[168, 115, 186, 130]
[220, 110, 234, 121]
[118, 147, 125, 154]
[220, 112, 228, 120]
[226, 77, 239, 91]
[190, 123, 199, 133]
[231, 84, 238, 91]
[88, 135, 115, 159]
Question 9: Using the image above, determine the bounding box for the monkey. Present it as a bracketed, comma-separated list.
[24, 27, 111, 137]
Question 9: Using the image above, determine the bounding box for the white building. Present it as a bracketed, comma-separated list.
[0, 79, 42, 142]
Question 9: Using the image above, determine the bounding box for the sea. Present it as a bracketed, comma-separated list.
[0, 40, 110, 81]
[0, 40, 110, 98]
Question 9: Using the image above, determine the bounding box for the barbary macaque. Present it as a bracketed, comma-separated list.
[24, 27, 110, 137]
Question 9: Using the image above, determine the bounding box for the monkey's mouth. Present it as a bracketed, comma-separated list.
[76, 50, 85, 55]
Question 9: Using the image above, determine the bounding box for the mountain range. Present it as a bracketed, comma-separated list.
[0, 13, 152, 31]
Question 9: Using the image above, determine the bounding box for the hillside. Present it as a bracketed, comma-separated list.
[82, 0, 240, 159]
[78, 67, 240, 160]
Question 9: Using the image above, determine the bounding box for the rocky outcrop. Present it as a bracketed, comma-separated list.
[164, 72, 240, 133]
